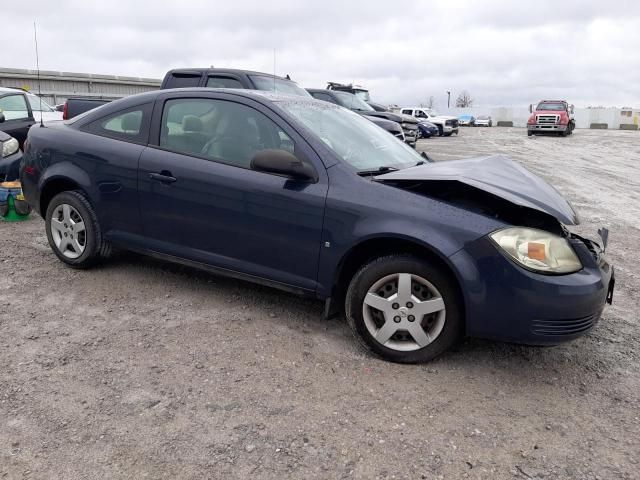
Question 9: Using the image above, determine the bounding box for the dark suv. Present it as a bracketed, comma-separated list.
[307, 89, 418, 147]
[161, 68, 311, 97]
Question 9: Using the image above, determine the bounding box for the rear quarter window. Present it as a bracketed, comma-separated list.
[82, 103, 153, 144]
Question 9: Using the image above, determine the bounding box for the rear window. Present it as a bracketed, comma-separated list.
[206, 76, 244, 89]
[249, 75, 311, 98]
[164, 73, 202, 89]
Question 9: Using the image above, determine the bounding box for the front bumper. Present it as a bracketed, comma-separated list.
[449, 234, 613, 345]
[528, 124, 568, 132]
[0, 150, 23, 182]
[402, 126, 418, 145]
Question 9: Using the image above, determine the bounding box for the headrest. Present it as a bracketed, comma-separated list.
[121, 112, 142, 132]
[182, 115, 203, 133]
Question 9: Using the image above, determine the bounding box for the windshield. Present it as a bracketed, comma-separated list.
[353, 90, 371, 102]
[249, 75, 311, 98]
[536, 102, 565, 111]
[27, 94, 55, 112]
[280, 101, 424, 171]
[333, 91, 374, 112]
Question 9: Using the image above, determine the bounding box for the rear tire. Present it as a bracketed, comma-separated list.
[45, 191, 109, 269]
[345, 255, 463, 363]
[527, 131, 533, 137]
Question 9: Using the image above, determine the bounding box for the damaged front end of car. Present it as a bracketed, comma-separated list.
[375, 155, 615, 344]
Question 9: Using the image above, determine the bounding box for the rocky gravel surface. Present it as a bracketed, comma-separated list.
[1, 127, 638, 479]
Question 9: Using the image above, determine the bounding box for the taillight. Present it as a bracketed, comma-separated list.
[62, 102, 68, 120]
[24, 166, 36, 176]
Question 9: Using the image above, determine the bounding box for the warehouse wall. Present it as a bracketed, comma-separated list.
[0, 67, 161, 105]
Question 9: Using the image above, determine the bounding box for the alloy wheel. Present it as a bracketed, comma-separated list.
[362, 272, 446, 352]
[50, 203, 87, 259]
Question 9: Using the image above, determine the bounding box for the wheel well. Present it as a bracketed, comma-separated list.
[331, 238, 465, 319]
[39, 178, 81, 217]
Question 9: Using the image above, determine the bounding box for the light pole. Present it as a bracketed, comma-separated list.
[446, 91, 451, 109]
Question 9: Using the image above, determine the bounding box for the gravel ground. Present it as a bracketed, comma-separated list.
[1, 127, 638, 479]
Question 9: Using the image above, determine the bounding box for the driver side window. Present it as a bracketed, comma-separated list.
[159, 98, 295, 169]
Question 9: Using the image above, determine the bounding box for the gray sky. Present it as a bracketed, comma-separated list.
[6, 1, 640, 108]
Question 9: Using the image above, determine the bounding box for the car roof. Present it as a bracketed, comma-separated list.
[0, 86, 29, 94]
[72, 87, 323, 124]
[306, 88, 345, 95]
[166, 68, 293, 81]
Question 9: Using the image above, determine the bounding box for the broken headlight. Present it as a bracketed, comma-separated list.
[490, 227, 582, 274]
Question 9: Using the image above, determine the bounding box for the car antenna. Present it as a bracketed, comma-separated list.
[33, 21, 44, 127]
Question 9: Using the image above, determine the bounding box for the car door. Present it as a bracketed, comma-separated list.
[0, 92, 35, 147]
[77, 103, 153, 237]
[137, 92, 329, 292]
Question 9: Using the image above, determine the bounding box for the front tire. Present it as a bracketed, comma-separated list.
[45, 191, 109, 269]
[345, 255, 463, 363]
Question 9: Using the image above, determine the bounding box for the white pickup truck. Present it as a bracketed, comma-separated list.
[400, 107, 459, 136]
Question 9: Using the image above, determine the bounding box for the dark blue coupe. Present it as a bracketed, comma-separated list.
[20, 88, 614, 363]
[417, 121, 439, 139]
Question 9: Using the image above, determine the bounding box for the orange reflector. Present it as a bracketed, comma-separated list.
[528, 242, 546, 261]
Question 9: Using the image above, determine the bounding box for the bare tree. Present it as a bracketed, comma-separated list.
[455, 91, 474, 108]
[425, 96, 435, 109]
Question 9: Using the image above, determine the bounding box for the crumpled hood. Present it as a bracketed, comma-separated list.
[375, 155, 579, 225]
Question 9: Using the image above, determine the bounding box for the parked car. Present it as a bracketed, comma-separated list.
[417, 121, 439, 139]
[20, 88, 614, 363]
[63, 97, 112, 120]
[475, 115, 492, 127]
[0, 87, 62, 148]
[326, 82, 370, 102]
[0, 131, 22, 181]
[366, 101, 390, 112]
[458, 115, 475, 126]
[161, 68, 311, 97]
[308, 90, 419, 147]
[527, 100, 575, 137]
[400, 107, 459, 136]
[307, 89, 405, 142]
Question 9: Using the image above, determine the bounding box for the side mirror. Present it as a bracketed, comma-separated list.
[0, 111, 5, 123]
[251, 149, 317, 182]
[529, 104, 533, 113]
[420, 151, 432, 162]
[570, 104, 575, 114]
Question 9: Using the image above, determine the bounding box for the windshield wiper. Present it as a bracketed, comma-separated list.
[357, 166, 400, 176]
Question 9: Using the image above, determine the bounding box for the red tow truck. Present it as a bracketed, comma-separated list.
[527, 100, 575, 137]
